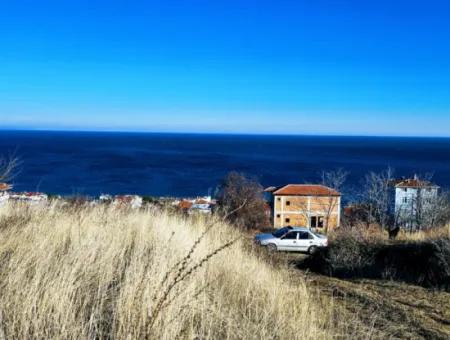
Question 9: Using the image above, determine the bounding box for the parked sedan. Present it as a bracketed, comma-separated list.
[254, 226, 328, 254]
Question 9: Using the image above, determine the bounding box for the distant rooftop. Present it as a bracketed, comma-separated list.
[267, 184, 340, 196]
[394, 177, 439, 189]
[0, 183, 12, 191]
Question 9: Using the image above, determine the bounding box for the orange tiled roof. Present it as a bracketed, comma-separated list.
[179, 200, 193, 209]
[395, 178, 438, 188]
[0, 183, 12, 191]
[273, 184, 340, 196]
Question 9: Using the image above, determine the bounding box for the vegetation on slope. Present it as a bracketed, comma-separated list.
[301, 226, 450, 289]
[0, 202, 357, 339]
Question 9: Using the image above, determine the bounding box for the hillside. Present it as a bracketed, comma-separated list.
[0, 202, 448, 339]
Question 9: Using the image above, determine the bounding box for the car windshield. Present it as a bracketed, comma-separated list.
[272, 227, 291, 238]
[311, 231, 326, 238]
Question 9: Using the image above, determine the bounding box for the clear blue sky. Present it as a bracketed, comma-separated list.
[1, 0, 450, 136]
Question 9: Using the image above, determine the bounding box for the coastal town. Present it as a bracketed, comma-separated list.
[0, 174, 443, 233]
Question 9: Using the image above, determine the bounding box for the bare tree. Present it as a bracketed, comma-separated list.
[0, 154, 20, 183]
[405, 189, 450, 231]
[362, 167, 395, 231]
[318, 169, 349, 232]
[422, 191, 450, 229]
[216, 172, 268, 230]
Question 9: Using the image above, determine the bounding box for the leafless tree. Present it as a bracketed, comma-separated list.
[422, 191, 450, 229]
[0, 154, 20, 183]
[318, 169, 349, 232]
[362, 167, 395, 231]
[403, 189, 450, 231]
[216, 172, 268, 230]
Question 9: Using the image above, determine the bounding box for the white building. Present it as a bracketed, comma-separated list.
[394, 176, 439, 228]
[9, 192, 49, 205]
[112, 195, 143, 209]
[0, 183, 12, 206]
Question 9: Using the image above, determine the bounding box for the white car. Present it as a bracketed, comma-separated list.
[254, 226, 328, 254]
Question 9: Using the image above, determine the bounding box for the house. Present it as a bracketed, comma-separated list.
[178, 196, 215, 214]
[112, 195, 143, 209]
[265, 184, 341, 230]
[0, 183, 12, 205]
[9, 192, 48, 205]
[393, 175, 439, 228]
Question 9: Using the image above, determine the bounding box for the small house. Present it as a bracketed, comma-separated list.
[393, 176, 439, 228]
[265, 184, 341, 231]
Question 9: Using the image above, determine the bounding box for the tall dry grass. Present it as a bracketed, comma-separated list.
[0, 202, 359, 339]
[396, 223, 450, 241]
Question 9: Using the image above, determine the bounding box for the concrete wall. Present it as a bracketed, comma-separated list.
[272, 195, 340, 230]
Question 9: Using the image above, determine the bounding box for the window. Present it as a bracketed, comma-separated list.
[272, 227, 292, 238]
[276, 214, 280, 218]
[285, 218, 290, 223]
[277, 197, 281, 201]
[403, 188, 407, 192]
[283, 232, 298, 240]
[299, 232, 312, 240]
[286, 201, 291, 206]
[310, 216, 324, 228]
[317, 216, 324, 228]
[403, 197, 408, 203]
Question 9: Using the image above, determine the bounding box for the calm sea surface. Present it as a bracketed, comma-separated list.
[1, 130, 449, 197]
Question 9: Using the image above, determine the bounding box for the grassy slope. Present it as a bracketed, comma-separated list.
[0, 202, 448, 339]
[0, 202, 352, 340]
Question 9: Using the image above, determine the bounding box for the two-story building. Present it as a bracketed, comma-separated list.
[393, 176, 439, 228]
[265, 184, 341, 231]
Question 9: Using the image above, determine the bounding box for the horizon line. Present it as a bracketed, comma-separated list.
[1, 127, 450, 139]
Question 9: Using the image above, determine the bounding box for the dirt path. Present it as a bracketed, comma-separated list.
[271, 251, 449, 339]
[249, 237, 450, 338]
[302, 273, 450, 339]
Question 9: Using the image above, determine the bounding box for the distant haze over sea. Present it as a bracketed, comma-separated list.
[1, 130, 449, 198]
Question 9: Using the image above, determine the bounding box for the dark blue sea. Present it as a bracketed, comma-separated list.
[1, 130, 449, 198]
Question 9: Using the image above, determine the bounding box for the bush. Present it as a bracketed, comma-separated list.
[216, 172, 269, 229]
[301, 227, 450, 290]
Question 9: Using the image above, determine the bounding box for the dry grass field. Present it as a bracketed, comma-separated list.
[0, 202, 448, 339]
[0, 202, 365, 340]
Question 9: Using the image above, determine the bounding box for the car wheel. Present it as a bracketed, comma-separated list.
[267, 243, 277, 252]
[308, 246, 318, 255]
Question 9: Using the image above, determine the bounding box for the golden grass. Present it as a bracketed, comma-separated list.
[396, 223, 450, 241]
[0, 202, 360, 339]
[332, 222, 450, 243]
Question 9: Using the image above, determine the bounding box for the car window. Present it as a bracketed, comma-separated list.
[283, 232, 298, 240]
[272, 227, 292, 238]
[311, 231, 325, 238]
[299, 232, 311, 240]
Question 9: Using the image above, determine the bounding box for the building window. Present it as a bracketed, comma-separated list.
[403, 188, 407, 192]
[318, 216, 324, 228]
[310, 216, 324, 228]
[403, 197, 408, 203]
[285, 218, 290, 223]
[276, 214, 280, 218]
[286, 201, 290, 206]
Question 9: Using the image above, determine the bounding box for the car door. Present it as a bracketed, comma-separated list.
[297, 231, 314, 251]
[277, 231, 299, 251]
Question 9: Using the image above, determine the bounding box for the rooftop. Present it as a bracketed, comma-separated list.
[394, 177, 439, 189]
[0, 183, 12, 191]
[270, 184, 340, 196]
